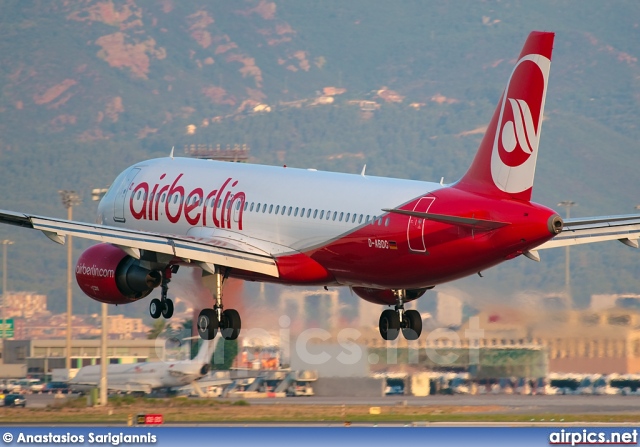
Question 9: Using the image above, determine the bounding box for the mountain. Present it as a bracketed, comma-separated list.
[1, 0, 639, 316]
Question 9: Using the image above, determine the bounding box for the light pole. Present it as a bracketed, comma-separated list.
[92, 188, 109, 407]
[59, 190, 81, 371]
[557, 201, 576, 309]
[2, 239, 13, 340]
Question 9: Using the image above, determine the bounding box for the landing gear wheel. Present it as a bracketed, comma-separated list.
[379, 309, 400, 341]
[197, 308, 218, 340]
[149, 298, 162, 319]
[220, 309, 241, 340]
[162, 298, 174, 319]
[402, 309, 422, 340]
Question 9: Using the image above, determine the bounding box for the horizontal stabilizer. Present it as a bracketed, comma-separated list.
[537, 214, 640, 250]
[382, 208, 510, 230]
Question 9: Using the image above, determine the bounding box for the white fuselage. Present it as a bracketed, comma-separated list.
[98, 157, 439, 253]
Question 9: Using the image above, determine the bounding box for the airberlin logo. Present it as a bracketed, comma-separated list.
[500, 98, 537, 166]
[490, 54, 550, 194]
[129, 173, 246, 230]
[76, 263, 115, 278]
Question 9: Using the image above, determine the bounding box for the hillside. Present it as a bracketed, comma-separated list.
[0, 0, 639, 317]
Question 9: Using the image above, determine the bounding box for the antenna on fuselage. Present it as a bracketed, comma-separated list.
[361, 164, 367, 177]
[170, 146, 175, 159]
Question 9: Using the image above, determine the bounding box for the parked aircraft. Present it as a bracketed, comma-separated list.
[1, 32, 639, 342]
[68, 340, 214, 395]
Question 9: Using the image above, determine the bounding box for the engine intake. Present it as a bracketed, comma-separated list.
[76, 243, 162, 305]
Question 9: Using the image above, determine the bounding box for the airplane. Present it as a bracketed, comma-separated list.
[68, 339, 214, 395]
[1, 31, 640, 343]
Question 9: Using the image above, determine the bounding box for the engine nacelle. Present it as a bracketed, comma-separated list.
[76, 243, 162, 305]
[352, 287, 429, 305]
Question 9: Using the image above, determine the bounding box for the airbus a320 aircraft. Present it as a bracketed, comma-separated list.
[1, 32, 639, 342]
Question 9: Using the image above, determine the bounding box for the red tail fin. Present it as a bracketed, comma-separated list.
[456, 31, 554, 202]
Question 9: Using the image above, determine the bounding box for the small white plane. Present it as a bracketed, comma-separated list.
[68, 340, 214, 395]
[1, 31, 639, 342]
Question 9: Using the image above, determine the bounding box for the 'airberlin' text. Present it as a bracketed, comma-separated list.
[129, 173, 245, 230]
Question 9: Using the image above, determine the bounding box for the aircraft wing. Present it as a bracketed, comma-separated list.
[0, 209, 279, 277]
[536, 214, 640, 250]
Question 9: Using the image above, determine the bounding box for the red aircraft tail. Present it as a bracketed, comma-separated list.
[455, 31, 554, 202]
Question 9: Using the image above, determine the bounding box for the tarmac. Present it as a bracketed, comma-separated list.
[22, 393, 640, 415]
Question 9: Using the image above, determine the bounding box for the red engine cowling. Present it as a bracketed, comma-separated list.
[76, 243, 162, 304]
[352, 287, 429, 305]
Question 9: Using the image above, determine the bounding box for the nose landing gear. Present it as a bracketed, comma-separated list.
[149, 266, 177, 320]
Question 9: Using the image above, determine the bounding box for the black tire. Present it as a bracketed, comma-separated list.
[220, 309, 241, 340]
[162, 298, 174, 319]
[197, 308, 218, 340]
[402, 309, 422, 340]
[379, 309, 400, 341]
[149, 299, 162, 319]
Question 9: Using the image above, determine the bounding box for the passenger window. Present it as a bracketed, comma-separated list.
[352, 214, 357, 223]
[136, 191, 141, 200]
[332, 212, 337, 221]
[275, 205, 280, 214]
[385, 217, 390, 226]
[326, 211, 331, 220]
[358, 214, 363, 224]
[281, 206, 286, 215]
[313, 210, 318, 219]
[339, 212, 344, 221]
[319, 210, 324, 219]
[345, 213, 350, 222]
[288, 207, 292, 216]
[307, 209, 312, 218]
[262, 204, 267, 213]
[269, 205, 273, 214]
[295, 207, 300, 217]
[161, 193, 166, 202]
[250, 202, 254, 212]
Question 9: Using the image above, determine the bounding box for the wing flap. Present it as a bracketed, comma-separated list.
[0, 210, 279, 277]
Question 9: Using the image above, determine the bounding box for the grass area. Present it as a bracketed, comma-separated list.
[0, 397, 638, 425]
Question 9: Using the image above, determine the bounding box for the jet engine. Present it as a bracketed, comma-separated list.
[76, 243, 162, 304]
[352, 287, 429, 305]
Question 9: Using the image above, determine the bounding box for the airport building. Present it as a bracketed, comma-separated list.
[0, 339, 166, 379]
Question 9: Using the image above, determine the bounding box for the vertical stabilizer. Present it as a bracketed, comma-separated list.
[456, 31, 554, 201]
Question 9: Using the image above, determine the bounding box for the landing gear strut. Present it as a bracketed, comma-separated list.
[197, 267, 241, 341]
[149, 266, 177, 320]
[378, 290, 422, 341]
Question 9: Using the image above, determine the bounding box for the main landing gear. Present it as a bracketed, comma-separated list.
[149, 266, 178, 320]
[379, 290, 422, 341]
[197, 267, 241, 341]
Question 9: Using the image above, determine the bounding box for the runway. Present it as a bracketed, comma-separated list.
[235, 394, 640, 415]
[20, 392, 640, 416]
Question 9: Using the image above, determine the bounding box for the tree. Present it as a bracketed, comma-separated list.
[211, 338, 238, 370]
[147, 320, 166, 339]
